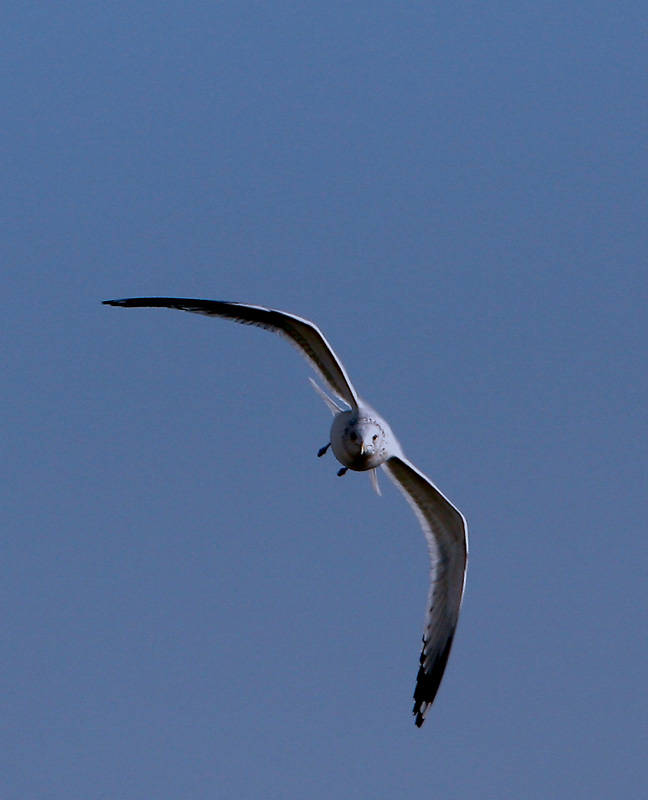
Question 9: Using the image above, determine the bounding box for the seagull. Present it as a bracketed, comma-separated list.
[103, 297, 468, 726]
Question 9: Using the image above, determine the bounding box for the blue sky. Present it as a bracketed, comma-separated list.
[2, 2, 647, 798]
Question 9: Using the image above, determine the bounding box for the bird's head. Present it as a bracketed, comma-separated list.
[330, 411, 387, 470]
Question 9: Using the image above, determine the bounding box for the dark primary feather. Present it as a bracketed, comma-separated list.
[103, 297, 359, 408]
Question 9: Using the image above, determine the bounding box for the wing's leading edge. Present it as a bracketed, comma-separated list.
[103, 297, 359, 409]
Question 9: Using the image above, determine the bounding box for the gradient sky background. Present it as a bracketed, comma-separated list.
[2, 2, 646, 798]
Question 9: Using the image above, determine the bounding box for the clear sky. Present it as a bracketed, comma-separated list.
[2, 2, 646, 798]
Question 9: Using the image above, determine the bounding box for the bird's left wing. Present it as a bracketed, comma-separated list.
[382, 455, 468, 727]
[103, 297, 360, 409]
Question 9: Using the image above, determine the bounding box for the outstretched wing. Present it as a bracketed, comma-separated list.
[103, 297, 359, 409]
[383, 455, 468, 727]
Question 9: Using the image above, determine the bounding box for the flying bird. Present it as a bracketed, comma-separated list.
[103, 297, 468, 726]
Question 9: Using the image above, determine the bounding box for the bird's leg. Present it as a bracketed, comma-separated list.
[317, 443, 330, 457]
[337, 467, 348, 477]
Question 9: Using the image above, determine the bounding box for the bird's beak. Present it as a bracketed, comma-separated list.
[360, 442, 366, 455]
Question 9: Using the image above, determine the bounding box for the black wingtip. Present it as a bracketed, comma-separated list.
[413, 689, 432, 727]
[412, 631, 457, 727]
[101, 297, 209, 309]
[102, 298, 169, 308]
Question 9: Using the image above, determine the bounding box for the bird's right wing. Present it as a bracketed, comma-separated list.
[383, 455, 468, 727]
[103, 297, 359, 409]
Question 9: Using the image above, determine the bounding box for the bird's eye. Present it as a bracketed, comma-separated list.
[349, 432, 357, 441]
[372, 434, 378, 441]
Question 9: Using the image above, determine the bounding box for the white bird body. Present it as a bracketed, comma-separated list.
[104, 296, 468, 727]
